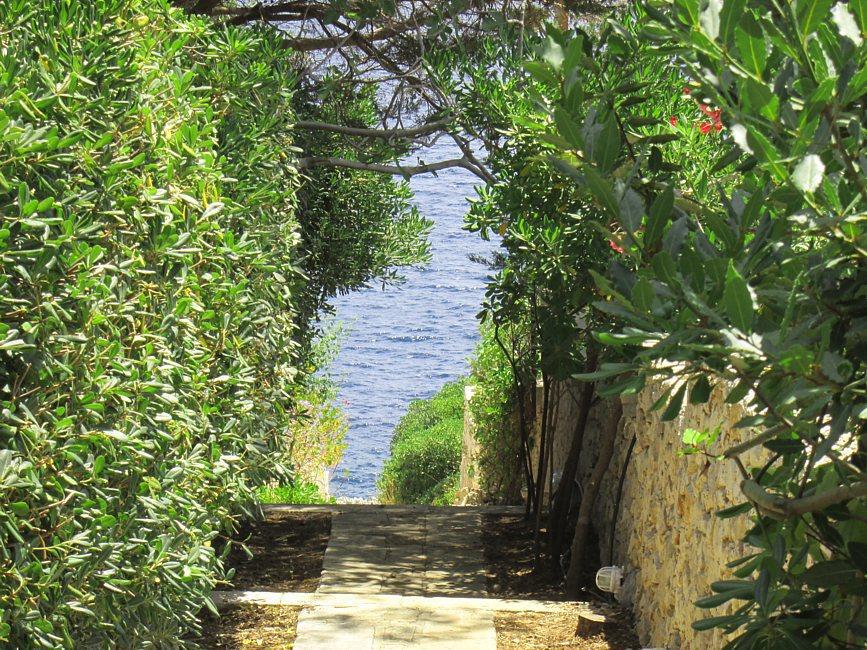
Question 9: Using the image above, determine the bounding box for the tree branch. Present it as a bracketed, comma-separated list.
[294, 119, 451, 139]
[741, 479, 867, 519]
[297, 155, 484, 179]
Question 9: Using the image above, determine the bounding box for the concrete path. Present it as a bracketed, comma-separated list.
[293, 505, 496, 649]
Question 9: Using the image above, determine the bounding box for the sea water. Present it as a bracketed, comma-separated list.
[328, 142, 499, 499]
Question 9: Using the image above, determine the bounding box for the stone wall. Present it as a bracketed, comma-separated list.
[457, 385, 483, 505]
[568, 377, 762, 649]
[457, 373, 759, 647]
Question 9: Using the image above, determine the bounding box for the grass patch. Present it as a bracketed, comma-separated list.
[257, 481, 334, 504]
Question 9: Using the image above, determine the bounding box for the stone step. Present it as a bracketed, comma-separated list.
[212, 589, 588, 613]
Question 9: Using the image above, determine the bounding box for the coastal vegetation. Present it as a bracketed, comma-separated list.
[378, 379, 465, 505]
[0, 0, 427, 644]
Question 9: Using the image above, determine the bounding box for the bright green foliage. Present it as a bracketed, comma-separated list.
[0, 0, 299, 645]
[378, 380, 466, 505]
[257, 481, 335, 505]
[513, 2, 867, 645]
[467, 326, 523, 502]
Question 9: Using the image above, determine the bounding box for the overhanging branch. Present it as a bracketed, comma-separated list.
[294, 119, 451, 139]
[741, 479, 867, 519]
[297, 155, 485, 180]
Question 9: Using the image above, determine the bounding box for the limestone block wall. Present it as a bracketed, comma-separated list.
[458, 372, 759, 647]
[457, 385, 483, 505]
[569, 378, 763, 649]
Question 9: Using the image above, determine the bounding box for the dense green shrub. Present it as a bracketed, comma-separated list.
[467, 326, 523, 502]
[378, 380, 466, 505]
[0, 0, 305, 645]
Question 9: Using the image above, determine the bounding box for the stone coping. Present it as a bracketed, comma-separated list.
[261, 504, 526, 514]
[212, 589, 592, 614]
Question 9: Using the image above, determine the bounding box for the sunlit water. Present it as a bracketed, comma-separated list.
[328, 142, 498, 500]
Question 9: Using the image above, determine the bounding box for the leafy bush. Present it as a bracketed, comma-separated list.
[0, 0, 306, 645]
[467, 326, 524, 502]
[378, 380, 466, 505]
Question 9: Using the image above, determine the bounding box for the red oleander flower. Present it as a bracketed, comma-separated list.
[609, 239, 624, 254]
[699, 104, 722, 121]
[682, 86, 691, 95]
[669, 116, 678, 126]
[697, 103, 723, 133]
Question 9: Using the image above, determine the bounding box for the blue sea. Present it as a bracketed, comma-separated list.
[328, 142, 499, 500]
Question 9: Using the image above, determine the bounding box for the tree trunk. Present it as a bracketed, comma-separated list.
[548, 349, 598, 564]
[533, 375, 551, 559]
[565, 399, 623, 596]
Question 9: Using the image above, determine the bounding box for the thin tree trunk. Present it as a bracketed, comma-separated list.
[548, 349, 598, 564]
[565, 399, 623, 596]
[492, 326, 535, 513]
[533, 374, 551, 558]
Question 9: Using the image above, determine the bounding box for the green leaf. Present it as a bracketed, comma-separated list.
[10, 501, 29, 517]
[797, 0, 834, 39]
[690, 375, 712, 404]
[719, 0, 747, 44]
[716, 501, 753, 519]
[99, 514, 117, 528]
[746, 129, 786, 181]
[693, 614, 747, 631]
[646, 187, 673, 247]
[593, 111, 621, 172]
[736, 14, 767, 76]
[573, 363, 638, 381]
[522, 61, 558, 86]
[582, 166, 620, 218]
[801, 560, 859, 587]
[662, 383, 686, 421]
[651, 251, 679, 287]
[695, 590, 748, 608]
[723, 261, 754, 331]
[853, 0, 867, 33]
[554, 107, 583, 149]
[599, 373, 646, 397]
[548, 156, 583, 182]
[631, 278, 655, 312]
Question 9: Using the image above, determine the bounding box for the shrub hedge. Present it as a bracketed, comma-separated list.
[0, 0, 303, 644]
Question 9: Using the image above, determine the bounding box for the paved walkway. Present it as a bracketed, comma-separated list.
[213, 504, 578, 649]
[296, 505, 494, 649]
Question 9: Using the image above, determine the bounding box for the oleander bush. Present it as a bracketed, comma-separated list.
[378, 379, 466, 505]
[455, 0, 867, 644]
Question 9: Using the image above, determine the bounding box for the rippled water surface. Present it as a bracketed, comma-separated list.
[329, 144, 498, 499]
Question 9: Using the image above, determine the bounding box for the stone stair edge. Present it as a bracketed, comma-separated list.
[211, 589, 599, 614]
